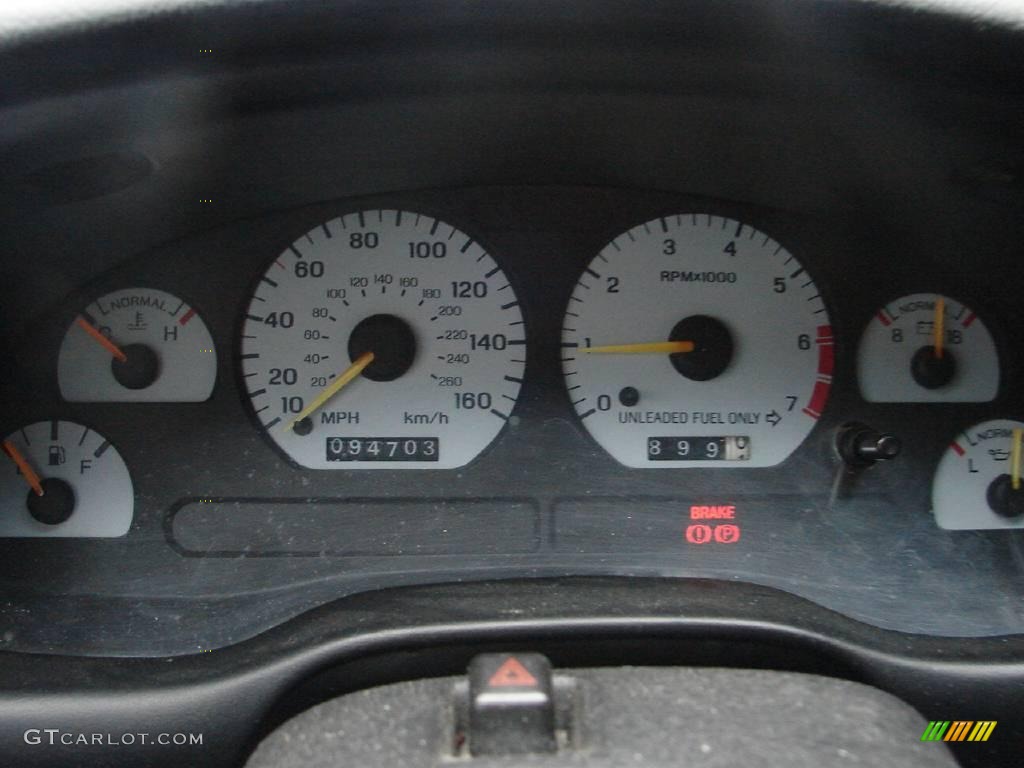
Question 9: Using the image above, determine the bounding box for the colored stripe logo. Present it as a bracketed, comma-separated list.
[921, 721, 996, 742]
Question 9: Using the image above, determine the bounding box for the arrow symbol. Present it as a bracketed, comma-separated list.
[766, 410, 781, 427]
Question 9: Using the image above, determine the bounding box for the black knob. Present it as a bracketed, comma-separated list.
[838, 424, 902, 468]
[112, 344, 161, 390]
[910, 346, 956, 390]
[26, 478, 76, 525]
[668, 315, 733, 382]
[986, 474, 1024, 518]
[347, 314, 417, 382]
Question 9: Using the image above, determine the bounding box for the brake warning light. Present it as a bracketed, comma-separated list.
[685, 504, 742, 544]
[686, 524, 713, 544]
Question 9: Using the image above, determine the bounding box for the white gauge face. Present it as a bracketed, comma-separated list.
[58, 288, 216, 402]
[562, 214, 833, 468]
[0, 421, 133, 537]
[241, 210, 525, 469]
[858, 293, 998, 402]
[933, 419, 1024, 530]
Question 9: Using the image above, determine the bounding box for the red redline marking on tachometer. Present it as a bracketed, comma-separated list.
[876, 309, 893, 327]
[962, 311, 977, 328]
[815, 325, 835, 378]
[178, 307, 197, 326]
[803, 379, 831, 420]
[817, 346, 835, 377]
[803, 326, 835, 418]
[950, 441, 965, 456]
[275, 260, 286, 269]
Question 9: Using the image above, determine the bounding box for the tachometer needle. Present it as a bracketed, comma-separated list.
[932, 297, 945, 360]
[580, 341, 695, 355]
[2, 440, 44, 497]
[75, 316, 128, 363]
[1012, 428, 1022, 491]
[285, 351, 375, 431]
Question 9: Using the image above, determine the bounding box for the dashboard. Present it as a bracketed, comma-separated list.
[3, 186, 1024, 657]
[1, 0, 1024, 766]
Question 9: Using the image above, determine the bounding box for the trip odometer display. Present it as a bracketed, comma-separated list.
[563, 214, 833, 468]
[241, 210, 525, 469]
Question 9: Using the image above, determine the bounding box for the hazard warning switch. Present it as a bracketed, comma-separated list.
[466, 653, 557, 755]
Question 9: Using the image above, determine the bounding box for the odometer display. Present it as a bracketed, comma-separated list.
[241, 210, 525, 469]
[562, 214, 832, 468]
[326, 437, 439, 462]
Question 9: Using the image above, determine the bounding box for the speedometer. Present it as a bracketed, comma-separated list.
[241, 210, 525, 469]
[562, 214, 833, 468]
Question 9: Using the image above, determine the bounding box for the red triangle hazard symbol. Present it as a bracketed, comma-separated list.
[488, 657, 538, 688]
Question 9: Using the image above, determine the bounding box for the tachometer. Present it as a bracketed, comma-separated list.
[562, 214, 833, 468]
[241, 210, 525, 469]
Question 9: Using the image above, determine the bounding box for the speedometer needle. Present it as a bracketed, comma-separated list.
[75, 316, 128, 363]
[284, 351, 375, 431]
[580, 341, 695, 355]
[2, 440, 44, 497]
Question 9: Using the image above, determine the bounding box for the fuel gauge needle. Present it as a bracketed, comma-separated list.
[580, 341, 695, 355]
[2, 440, 44, 497]
[284, 351, 375, 431]
[1012, 428, 1022, 491]
[75, 316, 127, 363]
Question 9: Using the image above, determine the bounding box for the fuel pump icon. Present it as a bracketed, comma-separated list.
[48, 445, 66, 466]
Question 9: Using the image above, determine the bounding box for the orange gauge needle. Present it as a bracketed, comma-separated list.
[1012, 428, 1022, 492]
[581, 341, 695, 355]
[75, 316, 127, 363]
[2, 440, 44, 497]
[933, 297, 945, 360]
[285, 351, 376, 431]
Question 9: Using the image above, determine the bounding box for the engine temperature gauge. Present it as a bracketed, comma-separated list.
[933, 419, 1024, 530]
[858, 293, 998, 402]
[58, 288, 217, 402]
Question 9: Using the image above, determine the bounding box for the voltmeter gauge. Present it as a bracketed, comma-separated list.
[858, 293, 998, 402]
[58, 288, 217, 402]
[0, 421, 133, 537]
[562, 214, 833, 468]
[241, 210, 525, 469]
[933, 419, 1024, 530]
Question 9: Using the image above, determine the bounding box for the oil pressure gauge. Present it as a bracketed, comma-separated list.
[58, 288, 217, 402]
[933, 419, 1024, 529]
[858, 293, 998, 402]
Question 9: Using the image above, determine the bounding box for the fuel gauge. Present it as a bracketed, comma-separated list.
[58, 288, 216, 402]
[0, 420, 133, 537]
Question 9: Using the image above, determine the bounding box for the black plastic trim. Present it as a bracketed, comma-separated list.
[0, 577, 1020, 767]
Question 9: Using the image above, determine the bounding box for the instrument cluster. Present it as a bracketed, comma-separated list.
[1, 187, 1021, 653]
